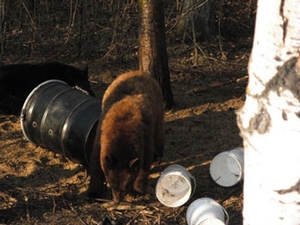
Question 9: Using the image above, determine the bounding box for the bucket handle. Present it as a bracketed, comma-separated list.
[190, 174, 197, 197]
[222, 206, 229, 225]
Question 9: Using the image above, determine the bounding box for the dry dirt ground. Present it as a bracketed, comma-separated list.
[0, 48, 248, 224]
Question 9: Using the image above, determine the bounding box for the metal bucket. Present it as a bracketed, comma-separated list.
[20, 79, 101, 166]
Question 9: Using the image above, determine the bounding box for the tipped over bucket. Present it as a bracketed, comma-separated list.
[155, 164, 196, 207]
[209, 147, 244, 187]
[186, 197, 229, 225]
[20, 79, 101, 166]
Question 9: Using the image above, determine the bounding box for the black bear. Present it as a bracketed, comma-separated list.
[98, 70, 164, 202]
[0, 62, 94, 114]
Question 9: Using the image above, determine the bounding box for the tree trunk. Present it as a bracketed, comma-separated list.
[0, 0, 6, 54]
[138, 0, 174, 109]
[237, 0, 300, 224]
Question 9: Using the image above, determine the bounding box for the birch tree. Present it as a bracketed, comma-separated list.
[237, 0, 300, 224]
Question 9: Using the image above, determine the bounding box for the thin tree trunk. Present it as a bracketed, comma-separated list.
[237, 0, 300, 224]
[138, 0, 174, 109]
[0, 0, 6, 54]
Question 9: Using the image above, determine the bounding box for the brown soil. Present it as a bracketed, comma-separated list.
[0, 53, 247, 224]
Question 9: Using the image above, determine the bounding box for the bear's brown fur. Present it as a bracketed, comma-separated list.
[100, 70, 164, 202]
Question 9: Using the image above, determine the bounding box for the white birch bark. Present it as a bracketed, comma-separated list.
[236, 0, 300, 224]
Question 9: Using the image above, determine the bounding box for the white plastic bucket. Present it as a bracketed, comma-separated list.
[155, 164, 196, 207]
[186, 197, 229, 225]
[209, 147, 244, 187]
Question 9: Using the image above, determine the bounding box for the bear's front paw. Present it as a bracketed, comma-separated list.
[133, 176, 147, 194]
[86, 182, 106, 199]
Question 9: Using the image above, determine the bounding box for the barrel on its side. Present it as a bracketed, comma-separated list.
[20, 79, 101, 166]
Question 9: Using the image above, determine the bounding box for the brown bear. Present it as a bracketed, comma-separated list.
[100, 70, 164, 202]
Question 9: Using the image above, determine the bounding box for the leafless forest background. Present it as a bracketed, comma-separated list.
[0, 0, 255, 65]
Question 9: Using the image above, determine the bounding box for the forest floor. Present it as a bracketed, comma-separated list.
[0, 37, 250, 224]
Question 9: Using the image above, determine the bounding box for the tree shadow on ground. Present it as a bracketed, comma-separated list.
[0, 162, 88, 224]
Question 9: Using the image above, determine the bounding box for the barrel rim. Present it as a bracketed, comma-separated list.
[20, 79, 67, 142]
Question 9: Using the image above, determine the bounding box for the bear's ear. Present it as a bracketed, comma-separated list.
[128, 158, 140, 170]
[105, 155, 117, 168]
